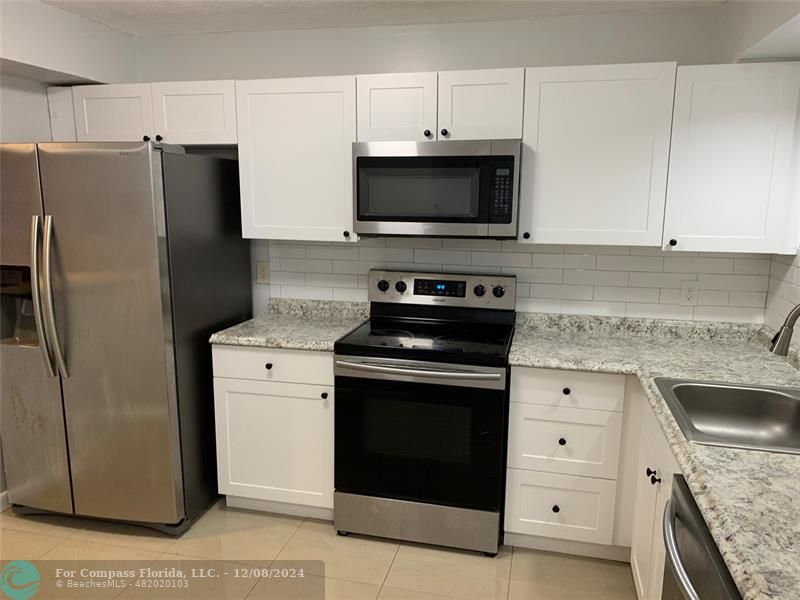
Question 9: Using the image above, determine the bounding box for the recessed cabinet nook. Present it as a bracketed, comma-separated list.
[52, 60, 800, 254]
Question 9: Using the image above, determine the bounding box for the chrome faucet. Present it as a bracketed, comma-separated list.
[769, 303, 800, 356]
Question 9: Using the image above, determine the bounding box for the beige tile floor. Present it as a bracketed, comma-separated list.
[0, 501, 636, 599]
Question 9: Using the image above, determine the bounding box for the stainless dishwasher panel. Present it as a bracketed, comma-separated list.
[662, 476, 742, 600]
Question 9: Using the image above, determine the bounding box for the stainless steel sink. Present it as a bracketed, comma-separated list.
[654, 378, 800, 455]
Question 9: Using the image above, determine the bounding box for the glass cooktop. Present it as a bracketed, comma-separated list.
[335, 317, 514, 367]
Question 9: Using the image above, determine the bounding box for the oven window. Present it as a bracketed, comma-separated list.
[335, 375, 506, 511]
[357, 157, 487, 222]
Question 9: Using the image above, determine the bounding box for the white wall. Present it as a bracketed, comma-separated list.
[0, 0, 136, 83]
[0, 74, 52, 142]
[263, 239, 771, 323]
[718, 0, 800, 60]
[135, 7, 729, 82]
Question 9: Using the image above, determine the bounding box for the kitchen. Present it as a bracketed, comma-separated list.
[1, 1, 799, 599]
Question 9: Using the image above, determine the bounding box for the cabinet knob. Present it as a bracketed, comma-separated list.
[552, 505, 560, 514]
[562, 387, 571, 396]
[669, 239, 678, 247]
[522, 232, 531, 240]
[343, 230, 350, 238]
[440, 128, 449, 137]
[558, 437, 567, 446]
[651, 475, 662, 485]
[143, 135, 150, 142]
[321, 392, 328, 399]
[265, 362, 273, 370]
[646, 467, 657, 477]
[155, 134, 163, 142]
[424, 129, 432, 138]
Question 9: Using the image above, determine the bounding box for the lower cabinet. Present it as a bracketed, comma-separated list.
[629, 387, 680, 600]
[212, 347, 334, 512]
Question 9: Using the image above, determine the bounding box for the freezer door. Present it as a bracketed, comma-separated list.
[37, 142, 184, 524]
[0, 144, 73, 514]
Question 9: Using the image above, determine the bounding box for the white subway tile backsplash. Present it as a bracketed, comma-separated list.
[268, 237, 774, 324]
[597, 255, 663, 272]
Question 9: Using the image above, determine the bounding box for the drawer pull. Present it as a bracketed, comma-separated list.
[552, 505, 560, 514]
[651, 475, 662, 485]
[562, 387, 571, 395]
[558, 437, 567, 446]
[646, 467, 657, 477]
[265, 362, 273, 370]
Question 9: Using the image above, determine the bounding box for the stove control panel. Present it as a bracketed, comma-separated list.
[369, 270, 516, 310]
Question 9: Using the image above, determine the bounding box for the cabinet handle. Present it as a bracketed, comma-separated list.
[651, 475, 662, 485]
[424, 129, 432, 138]
[265, 362, 273, 370]
[646, 467, 657, 477]
[155, 134, 163, 142]
[552, 505, 560, 514]
[562, 387, 571, 396]
[440, 128, 449, 136]
[558, 437, 567, 446]
[522, 232, 531, 240]
[343, 230, 350, 238]
[669, 239, 678, 247]
[143, 135, 150, 142]
[321, 392, 328, 399]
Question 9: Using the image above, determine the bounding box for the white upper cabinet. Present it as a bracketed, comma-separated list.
[437, 68, 524, 140]
[73, 81, 237, 144]
[236, 76, 357, 241]
[151, 80, 237, 144]
[356, 72, 437, 141]
[73, 84, 154, 142]
[518, 63, 676, 246]
[663, 63, 800, 254]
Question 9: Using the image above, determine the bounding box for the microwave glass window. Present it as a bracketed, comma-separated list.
[359, 167, 480, 220]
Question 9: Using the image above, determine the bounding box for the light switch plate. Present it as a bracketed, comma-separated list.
[256, 261, 270, 284]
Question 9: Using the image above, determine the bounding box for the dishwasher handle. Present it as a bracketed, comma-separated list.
[663, 499, 701, 600]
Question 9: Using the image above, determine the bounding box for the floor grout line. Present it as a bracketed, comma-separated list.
[375, 540, 401, 598]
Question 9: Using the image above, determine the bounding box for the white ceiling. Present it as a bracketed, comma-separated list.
[41, 0, 723, 37]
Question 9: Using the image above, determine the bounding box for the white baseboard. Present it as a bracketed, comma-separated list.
[0, 491, 9, 512]
[226, 496, 333, 521]
[504, 532, 631, 562]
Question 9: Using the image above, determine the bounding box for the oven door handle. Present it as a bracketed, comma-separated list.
[663, 499, 701, 600]
[335, 359, 502, 381]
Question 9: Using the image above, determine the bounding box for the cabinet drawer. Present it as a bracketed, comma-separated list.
[511, 367, 624, 412]
[508, 403, 622, 479]
[505, 469, 616, 544]
[212, 346, 333, 385]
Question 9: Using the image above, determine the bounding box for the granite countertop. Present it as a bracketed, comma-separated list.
[511, 313, 800, 600]
[211, 301, 799, 599]
[209, 299, 368, 351]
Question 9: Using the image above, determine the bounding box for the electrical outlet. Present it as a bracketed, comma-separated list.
[256, 261, 270, 284]
[680, 281, 698, 306]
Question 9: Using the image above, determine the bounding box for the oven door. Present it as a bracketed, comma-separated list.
[334, 355, 508, 512]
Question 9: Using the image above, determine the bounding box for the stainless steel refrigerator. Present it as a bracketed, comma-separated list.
[0, 142, 251, 532]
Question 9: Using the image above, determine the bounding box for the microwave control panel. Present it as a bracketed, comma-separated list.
[489, 164, 514, 224]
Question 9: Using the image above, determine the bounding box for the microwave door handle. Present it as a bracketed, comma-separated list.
[30, 215, 56, 377]
[334, 359, 502, 381]
[663, 499, 701, 600]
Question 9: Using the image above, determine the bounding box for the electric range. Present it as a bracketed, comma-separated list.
[333, 269, 516, 555]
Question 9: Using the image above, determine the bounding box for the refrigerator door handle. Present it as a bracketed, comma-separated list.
[30, 215, 56, 377]
[42, 215, 69, 378]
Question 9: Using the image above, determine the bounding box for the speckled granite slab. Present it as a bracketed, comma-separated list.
[510, 324, 800, 600]
[209, 299, 367, 351]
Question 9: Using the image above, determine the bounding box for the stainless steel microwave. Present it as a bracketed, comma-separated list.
[353, 140, 521, 238]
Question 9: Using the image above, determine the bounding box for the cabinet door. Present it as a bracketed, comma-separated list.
[664, 63, 800, 253]
[519, 63, 676, 245]
[47, 87, 77, 142]
[236, 76, 357, 241]
[72, 84, 154, 141]
[214, 378, 333, 509]
[151, 80, 237, 144]
[630, 432, 660, 600]
[356, 72, 437, 141]
[437, 68, 524, 140]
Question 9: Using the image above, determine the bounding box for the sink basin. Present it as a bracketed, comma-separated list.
[654, 378, 800, 455]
